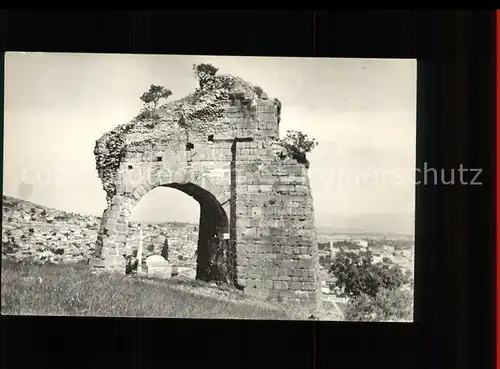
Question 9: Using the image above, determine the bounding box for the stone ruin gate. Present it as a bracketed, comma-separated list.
[90, 85, 322, 314]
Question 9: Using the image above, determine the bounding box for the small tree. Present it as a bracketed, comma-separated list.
[279, 130, 318, 168]
[253, 85, 264, 97]
[193, 63, 219, 89]
[138, 84, 172, 121]
[329, 248, 407, 299]
[161, 238, 169, 261]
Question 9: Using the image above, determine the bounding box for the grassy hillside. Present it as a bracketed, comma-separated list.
[1, 195, 347, 320]
[1, 195, 339, 320]
[1, 258, 292, 319]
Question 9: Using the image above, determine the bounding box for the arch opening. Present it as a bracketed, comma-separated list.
[127, 182, 237, 286]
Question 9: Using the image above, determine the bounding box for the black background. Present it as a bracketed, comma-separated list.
[0, 10, 495, 369]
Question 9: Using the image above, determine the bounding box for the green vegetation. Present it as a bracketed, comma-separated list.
[329, 248, 413, 322]
[136, 84, 173, 124]
[1, 259, 291, 320]
[93, 128, 129, 204]
[318, 254, 332, 269]
[278, 130, 318, 169]
[93, 62, 274, 203]
[344, 288, 413, 322]
[253, 85, 264, 97]
[193, 63, 219, 89]
[332, 240, 365, 249]
[93, 62, 314, 203]
[330, 248, 408, 299]
[161, 238, 169, 261]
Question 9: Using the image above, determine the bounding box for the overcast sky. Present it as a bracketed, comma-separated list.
[3, 53, 416, 233]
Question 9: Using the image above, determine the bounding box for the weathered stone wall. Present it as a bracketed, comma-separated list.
[233, 161, 321, 306]
[93, 95, 321, 312]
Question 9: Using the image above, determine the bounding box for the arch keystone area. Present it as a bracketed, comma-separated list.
[90, 73, 322, 313]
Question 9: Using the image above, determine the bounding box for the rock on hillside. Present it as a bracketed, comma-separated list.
[1, 195, 198, 277]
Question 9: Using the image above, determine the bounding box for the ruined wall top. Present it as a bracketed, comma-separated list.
[93, 72, 284, 204]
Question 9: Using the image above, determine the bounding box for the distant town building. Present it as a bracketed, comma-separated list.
[383, 245, 395, 252]
[352, 239, 368, 248]
[330, 247, 340, 258]
[402, 250, 412, 259]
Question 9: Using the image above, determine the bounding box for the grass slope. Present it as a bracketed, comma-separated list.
[1, 259, 291, 320]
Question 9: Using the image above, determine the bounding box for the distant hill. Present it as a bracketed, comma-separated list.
[1, 195, 198, 269]
[316, 213, 415, 236]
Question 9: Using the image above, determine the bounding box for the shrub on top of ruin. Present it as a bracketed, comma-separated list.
[137, 84, 172, 122]
[253, 85, 264, 98]
[193, 63, 219, 89]
[278, 130, 318, 169]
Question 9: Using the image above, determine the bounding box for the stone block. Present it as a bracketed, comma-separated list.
[282, 259, 296, 269]
[246, 279, 256, 288]
[258, 227, 270, 236]
[144, 255, 166, 265]
[145, 264, 172, 279]
[145, 255, 172, 279]
[89, 255, 126, 273]
[247, 185, 259, 193]
[115, 232, 127, 243]
[258, 184, 273, 192]
[248, 266, 263, 278]
[242, 228, 258, 239]
[279, 268, 290, 278]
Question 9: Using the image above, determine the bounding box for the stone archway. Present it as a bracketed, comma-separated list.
[92, 83, 322, 313]
[92, 178, 237, 286]
[163, 182, 235, 284]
